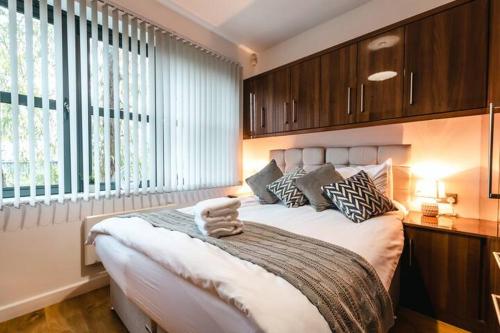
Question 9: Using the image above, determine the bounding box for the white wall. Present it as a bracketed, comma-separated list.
[109, 0, 254, 77]
[247, 0, 454, 77]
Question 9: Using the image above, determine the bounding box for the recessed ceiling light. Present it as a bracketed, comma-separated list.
[368, 71, 398, 81]
[367, 35, 400, 51]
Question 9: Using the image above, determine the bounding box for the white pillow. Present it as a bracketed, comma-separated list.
[336, 159, 393, 199]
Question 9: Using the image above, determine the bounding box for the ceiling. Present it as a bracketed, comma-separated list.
[156, 0, 371, 52]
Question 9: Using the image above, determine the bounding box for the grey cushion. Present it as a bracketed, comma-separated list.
[295, 163, 343, 211]
[266, 168, 308, 208]
[322, 171, 396, 223]
[245, 160, 283, 204]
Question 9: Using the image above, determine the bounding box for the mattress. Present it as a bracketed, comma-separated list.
[96, 235, 259, 333]
[94, 196, 405, 332]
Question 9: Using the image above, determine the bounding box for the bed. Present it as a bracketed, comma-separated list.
[85, 145, 411, 333]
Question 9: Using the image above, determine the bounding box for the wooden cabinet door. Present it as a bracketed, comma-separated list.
[357, 27, 404, 122]
[489, 0, 500, 106]
[401, 227, 483, 331]
[243, 79, 255, 138]
[270, 67, 291, 133]
[290, 58, 321, 130]
[404, 0, 488, 117]
[320, 44, 357, 127]
[252, 74, 273, 136]
[485, 239, 500, 333]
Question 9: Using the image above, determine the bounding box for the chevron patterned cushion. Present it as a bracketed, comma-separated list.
[266, 168, 308, 208]
[322, 171, 396, 223]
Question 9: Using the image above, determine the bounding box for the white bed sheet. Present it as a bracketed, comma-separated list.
[92, 196, 404, 333]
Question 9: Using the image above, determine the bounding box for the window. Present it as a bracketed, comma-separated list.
[0, 0, 241, 207]
[0, 0, 61, 200]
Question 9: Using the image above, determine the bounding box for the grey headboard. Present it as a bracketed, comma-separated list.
[270, 145, 412, 206]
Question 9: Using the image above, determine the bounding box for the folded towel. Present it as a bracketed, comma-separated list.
[194, 215, 243, 235]
[201, 212, 239, 224]
[203, 220, 244, 233]
[194, 197, 241, 219]
[208, 225, 243, 238]
[194, 197, 243, 238]
[205, 208, 240, 218]
[197, 221, 243, 238]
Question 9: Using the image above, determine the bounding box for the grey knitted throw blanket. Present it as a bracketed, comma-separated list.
[124, 209, 394, 333]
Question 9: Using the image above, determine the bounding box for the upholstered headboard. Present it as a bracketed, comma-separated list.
[270, 145, 412, 206]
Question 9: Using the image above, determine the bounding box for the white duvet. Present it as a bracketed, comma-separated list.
[88, 196, 405, 333]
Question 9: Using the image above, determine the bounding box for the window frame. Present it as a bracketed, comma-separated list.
[0, 0, 151, 198]
[0, 0, 70, 198]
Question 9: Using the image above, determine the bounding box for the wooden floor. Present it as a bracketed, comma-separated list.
[0, 287, 127, 333]
[391, 308, 468, 333]
[0, 287, 468, 333]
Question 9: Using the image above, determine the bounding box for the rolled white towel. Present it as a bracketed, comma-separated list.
[194, 197, 241, 220]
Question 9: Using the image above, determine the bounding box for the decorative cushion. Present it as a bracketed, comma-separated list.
[245, 160, 283, 204]
[295, 163, 344, 211]
[322, 171, 396, 223]
[266, 168, 308, 208]
[336, 159, 393, 199]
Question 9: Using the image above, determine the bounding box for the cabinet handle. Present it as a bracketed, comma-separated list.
[249, 93, 254, 136]
[347, 87, 352, 115]
[252, 93, 257, 136]
[493, 252, 500, 270]
[488, 103, 500, 199]
[261, 107, 265, 128]
[284, 102, 288, 124]
[408, 238, 413, 267]
[145, 320, 158, 333]
[492, 294, 500, 326]
[409, 72, 414, 105]
[360, 84, 364, 113]
[292, 99, 297, 123]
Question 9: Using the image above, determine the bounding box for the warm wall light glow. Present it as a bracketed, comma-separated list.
[240, 159, 269, 195]
[411, 161, 455, 212]
[415, 179, 446, 199]
[238, 183, 252, 194]
[243, 159, 269, 179]
[411, 162, 459, 180]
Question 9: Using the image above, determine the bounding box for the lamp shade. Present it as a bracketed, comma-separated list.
[415, 179, 446, 199]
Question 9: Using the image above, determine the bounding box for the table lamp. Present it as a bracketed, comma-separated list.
[415, 179, 446, 217]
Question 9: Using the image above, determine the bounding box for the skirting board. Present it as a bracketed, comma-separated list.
[0, 271, 109, 323]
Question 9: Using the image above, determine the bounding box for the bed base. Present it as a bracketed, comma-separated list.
[110, 279, 165, 333]
[109, 263, 401, 333]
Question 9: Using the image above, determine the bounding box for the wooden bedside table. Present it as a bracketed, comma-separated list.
[403, 211, 499, 238]
[401, 212, 500, 332]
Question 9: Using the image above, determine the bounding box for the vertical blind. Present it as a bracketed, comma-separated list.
[0, 0, 241, 208]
